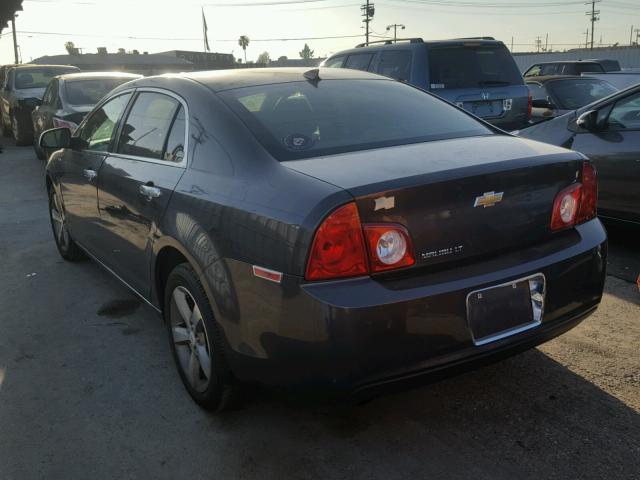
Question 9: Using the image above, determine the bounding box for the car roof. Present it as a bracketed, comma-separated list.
[9, 64, 79, 70]
[58, 71, 142, 82]
[328, 38, 504, 57]
[172, 67, 388, 92]
[525, 75, 600, 84]
[530, 59, 610, 65]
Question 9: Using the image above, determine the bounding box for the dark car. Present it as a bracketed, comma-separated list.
[41, 68, 606, 411]
[322, 38, 531, 130]
[523, 59, 621, 78]
[517, 84, 640, 226]
[32, 72, 141, 159]
[0, 64, 80, 145]
[526, 76, 618, 124]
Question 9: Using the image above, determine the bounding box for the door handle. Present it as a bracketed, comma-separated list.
[83, 168, 97, 181]
[139, 183, 161, 201]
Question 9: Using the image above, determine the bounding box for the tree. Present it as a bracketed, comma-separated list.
[257, 51, 271, 65]
[299, 43, 314, 60]
[238, 35, 250, 63]
[64, 41, 78, 55]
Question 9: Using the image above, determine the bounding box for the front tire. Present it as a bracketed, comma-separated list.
[49, 188, 85, 261]
[165, 263, 237, 411]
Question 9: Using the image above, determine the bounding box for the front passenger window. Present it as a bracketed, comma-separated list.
[117, 92, 180, 159]
[78, 93, 132, 152]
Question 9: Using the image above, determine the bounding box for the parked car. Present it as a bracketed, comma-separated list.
[526, 76, 618, 123]
[517, 84, 640, 226]
[523, 59, 621, 78]
[41, 68, 606, 411]
[322, 37, 530, 130]
[0, 64, 80, 145]
[32, 72, 141, 159]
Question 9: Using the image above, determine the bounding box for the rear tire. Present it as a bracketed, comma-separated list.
[164, 263, 238, 412]
[49, 188, 85, 261]
[12, 114, 32, 146]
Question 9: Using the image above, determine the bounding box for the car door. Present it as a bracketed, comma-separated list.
[59, 92, 133, 248]
[32, 80, 56, 141]
[95, 89, 187, 296]
[572, 91, 640, 223]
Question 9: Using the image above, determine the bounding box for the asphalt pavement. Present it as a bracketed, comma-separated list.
[0, 139, 638, 480]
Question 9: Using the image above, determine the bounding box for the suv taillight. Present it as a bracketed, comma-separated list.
[551, 161, 598, 231]
[305, 203, 415, 281]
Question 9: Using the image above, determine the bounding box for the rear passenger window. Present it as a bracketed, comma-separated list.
[344, 54, 374, 71]
[163, 106, 185, 163]
[376, 51, 412, 81]
[118, 92, 179, 160]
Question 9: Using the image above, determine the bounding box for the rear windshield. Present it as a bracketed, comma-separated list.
[65, 78, 133, 105]
[15, 67, 77, 90]
[547, 79, 617, 110]
[428, 45, 522, 90]
[219, 79, 492, 161]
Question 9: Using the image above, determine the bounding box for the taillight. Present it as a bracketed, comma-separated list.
[305, 203, 368, 281]
[363, 224, 415, 272]
[550, 161, 598, 231]
[52, 117, 79, 131]
[527, 91, 532, 118]
[305, 203, 415, 281]
[576, 161, 597, 223]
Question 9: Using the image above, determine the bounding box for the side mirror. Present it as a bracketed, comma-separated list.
[531, 98, 554, 109]
[576, 110, 599, 131]
[40, 127, 71, 149]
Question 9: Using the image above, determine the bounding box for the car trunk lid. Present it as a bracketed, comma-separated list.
[284, 135, 583, 270]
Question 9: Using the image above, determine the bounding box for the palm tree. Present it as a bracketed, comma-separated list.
[238, 35, 250, 63]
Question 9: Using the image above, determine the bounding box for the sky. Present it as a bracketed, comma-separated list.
[0, 0, 639, 64]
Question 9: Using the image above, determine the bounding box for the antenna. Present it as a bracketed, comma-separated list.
[303, 68, 321, 86]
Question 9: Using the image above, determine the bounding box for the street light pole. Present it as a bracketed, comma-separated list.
[386, 23, 405, 42]
[11, 15, 19, 64]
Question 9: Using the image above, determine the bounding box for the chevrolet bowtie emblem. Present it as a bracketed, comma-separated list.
[374, 196, 395, 211]
[474, 191, 504, 208]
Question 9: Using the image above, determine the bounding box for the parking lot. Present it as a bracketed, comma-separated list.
[0, 139, 638, 479]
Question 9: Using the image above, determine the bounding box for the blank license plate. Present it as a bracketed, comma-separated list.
[467, 274, 545, 346]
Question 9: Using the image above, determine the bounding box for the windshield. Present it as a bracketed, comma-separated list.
[65, 78, 133, 105]
[547, 79, 618, 110]
[14, 67, 77, 90]
[219, 79, 493, 161]
[428, 44, 523, 89]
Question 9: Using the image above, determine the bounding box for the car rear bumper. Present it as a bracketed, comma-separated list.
[218, 219, 607, 392]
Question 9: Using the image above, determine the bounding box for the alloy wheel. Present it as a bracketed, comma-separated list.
[170, 286, 213, 393]
[50, 191, 70, 250]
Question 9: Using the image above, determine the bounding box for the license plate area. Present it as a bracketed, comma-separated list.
[465, 100, 503, 117]
[466, 274, 545, 346]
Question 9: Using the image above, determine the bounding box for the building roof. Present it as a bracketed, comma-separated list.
[182, 67, 386, 92]
[31, 53, 194, 67]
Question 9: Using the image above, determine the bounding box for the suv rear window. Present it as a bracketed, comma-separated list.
[219, 79, 492, 161]
[428, 45, 522, 89]
[15, 67, 77, 90]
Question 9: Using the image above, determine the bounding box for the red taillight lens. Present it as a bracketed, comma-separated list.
[527, 91, 532, 118]
[305, 202, 368, 281]
[363, 224, 415, 272]
[550, 161, 598, 231]
[576, 161, 597, 223]
[551, 183, 581, 231]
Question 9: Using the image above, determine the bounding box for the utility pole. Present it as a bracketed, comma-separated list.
[511, 36, 514, 52]
[361, 1, 375, 44]
[631, 25, 634, 47]
[585, 0, 600, 51]
[584, 29, 589, 49]
[386, 24, 405, 42]
[535, 36, 542, 53]
[635, 28, 640, 46]
[11, 15, 19, 64]
[545, 33, 548, 52]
